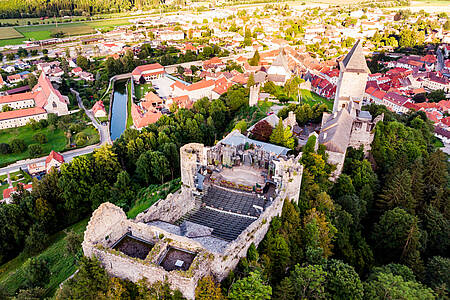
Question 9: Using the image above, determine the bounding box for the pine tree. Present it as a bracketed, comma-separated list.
[378, 169, 416, 214]
[270, 119, 285, 146]
[273, 277, 295, 300]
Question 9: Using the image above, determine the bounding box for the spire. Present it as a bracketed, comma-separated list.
[341, 39, 370, 73]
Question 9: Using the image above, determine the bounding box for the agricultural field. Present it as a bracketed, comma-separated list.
[16, 23, 95, 39]
[0, 219, 88, 297]
[0, 27, 23, 39]
[87, 18, 131, 30]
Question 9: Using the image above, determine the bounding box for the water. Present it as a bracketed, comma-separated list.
[110, 80, 127, 141]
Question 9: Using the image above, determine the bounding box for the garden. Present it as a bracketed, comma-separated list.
[0, 112, 99, 167]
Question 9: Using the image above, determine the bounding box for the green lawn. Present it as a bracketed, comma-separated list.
[0, 126, 67, 167]
[299, 89, 333, 110]
[0, 219, 88, 297]
[127, 178, 181, 219]
[134, 83, 154, 100]
[127, 81, 133, 129]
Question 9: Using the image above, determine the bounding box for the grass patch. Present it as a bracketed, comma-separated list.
[134, 83, 154, 100]
[299, 89, 333, 110]
[0, 126, 67, 167]
[227, 101, 273, 133]
[127, 178, 181, 219]
[87, 19, 131, 30]
[0, 38, 28, 47]
[0, 27, 23, 40]
[127, 81, 133, 129]
[0, 218, 88, 297]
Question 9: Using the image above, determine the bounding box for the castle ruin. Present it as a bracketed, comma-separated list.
[82, 130, 303, 299]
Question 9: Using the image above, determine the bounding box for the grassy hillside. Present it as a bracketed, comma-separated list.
[0, 219, 88, 297]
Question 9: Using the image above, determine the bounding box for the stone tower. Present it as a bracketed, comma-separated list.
[249, 84, 260, 107]
[333, 40, 370, 113]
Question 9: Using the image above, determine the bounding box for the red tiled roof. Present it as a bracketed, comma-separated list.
[144, 92, 163, 104]
[0, 92, 35, 104]
[46, 150, 64, 165]
[3, 183, 32, 199]
[92, 100, 106, 114]
[132, 63, 164, 76]
[0, 107, 46, 121]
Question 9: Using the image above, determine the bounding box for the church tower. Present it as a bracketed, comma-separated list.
[333, 40, 370, 113]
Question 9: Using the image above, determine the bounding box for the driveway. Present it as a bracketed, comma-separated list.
[151, 77, 175, 99]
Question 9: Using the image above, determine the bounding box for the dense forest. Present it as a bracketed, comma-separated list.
[0, 0, 181, 19]
[0, 88, 448, 298]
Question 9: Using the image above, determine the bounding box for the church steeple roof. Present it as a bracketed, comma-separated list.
[341, 40, 370, 73]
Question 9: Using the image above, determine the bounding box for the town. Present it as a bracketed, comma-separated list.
[0, 0, 449, 299]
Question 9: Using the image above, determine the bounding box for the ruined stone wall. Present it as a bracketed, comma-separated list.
[135, 186, 195, 224]
[326, 150, 346, 180]
[83, 203, 212, 300]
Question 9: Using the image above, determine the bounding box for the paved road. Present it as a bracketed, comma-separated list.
[0, 145, 98, 175]
[0, 91, 112, 175]
[71, 88, 112, 145]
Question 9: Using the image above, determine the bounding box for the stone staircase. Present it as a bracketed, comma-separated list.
[174, 194, 203, 225]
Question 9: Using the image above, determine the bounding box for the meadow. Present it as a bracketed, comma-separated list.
[0, 126, 67, 166]
[0, 219, 88, 297]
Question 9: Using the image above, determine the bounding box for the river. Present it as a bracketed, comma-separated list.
[110, 80, 127, 141]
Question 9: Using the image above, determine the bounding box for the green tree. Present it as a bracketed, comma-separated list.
[228, 271, 272, 300]
[290, 264, 327, 299]
[23, 257, 50, 288]
[33, 133, 47, 144]
[247, 73, 255, 87]
[325, 259, 363, 300]
[11, 138, 26, 153]
[425, 256, 450, 295]
[65, 230, 83, 257]
[195, 276, 224, 300]
[76, 55, 89, 70]
[28, 144, 43, 158]
[93, 144, 121, 183]
[249, 50, 260, 66]
[378, 169, 416, 214]
[233, 120, 247, 133]
[364, 271, 435, 299]
[372, 208, 424, 269]
[273, 277, 295, 300]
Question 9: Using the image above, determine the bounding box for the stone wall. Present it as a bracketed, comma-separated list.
[83, 202, 212, 300]
[135, 186, 195, 224]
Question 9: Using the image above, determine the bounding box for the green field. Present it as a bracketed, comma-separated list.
[0, 219, 88, 297]
[0, 27, 23, 40]
[300, 89, 333, 110]
[0, 126, 67, 167]
[87, 19, 131, 30]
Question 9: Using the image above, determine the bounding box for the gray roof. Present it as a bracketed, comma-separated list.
[220, 130, 290, 156]
[272, 49, 291, 72]
[358, 110, 372, 121]
[341, 40, 370, 73]
[318, 108, 353, 153]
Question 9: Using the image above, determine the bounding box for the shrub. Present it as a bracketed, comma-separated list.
[33, 133, 47, 144]
[28, 144, 43, 158]
[11, 139, 26, 153]
[0, 143, 11, 154]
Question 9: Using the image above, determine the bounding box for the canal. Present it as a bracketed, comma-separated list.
[110, 80, 127, 141]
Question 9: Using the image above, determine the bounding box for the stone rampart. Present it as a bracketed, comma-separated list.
[135, 186, 195, 223]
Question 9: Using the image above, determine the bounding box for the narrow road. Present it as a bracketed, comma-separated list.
[71, 88, 112, 145]
[0, 91, 112, 175]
